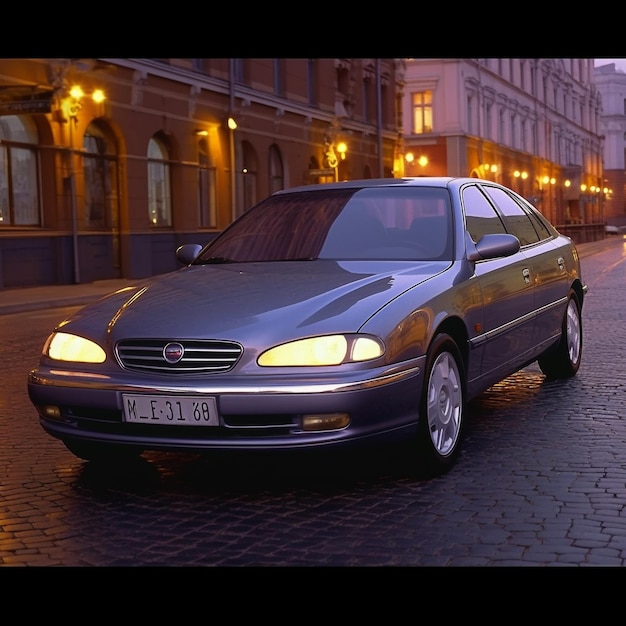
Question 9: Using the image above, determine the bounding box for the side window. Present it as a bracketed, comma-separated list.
[481, 186, 540, 246]
[517, 197, 553, 241]
[462, 184, 506, 242]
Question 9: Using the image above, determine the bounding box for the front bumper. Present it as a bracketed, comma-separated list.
[28, 358, 425, 453]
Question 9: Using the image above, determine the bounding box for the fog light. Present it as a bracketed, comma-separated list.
[302, 413, 350, 431]
[41, 405, 62, 419]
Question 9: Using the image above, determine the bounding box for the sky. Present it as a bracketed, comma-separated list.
[594, 58, 626, 72]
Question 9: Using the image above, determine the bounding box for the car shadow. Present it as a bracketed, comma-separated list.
[72, 443, 435, 496]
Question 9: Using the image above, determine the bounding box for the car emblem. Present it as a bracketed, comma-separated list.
[163, 342, 184, 364]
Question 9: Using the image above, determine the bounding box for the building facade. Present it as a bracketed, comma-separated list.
[593, 62, 626, 228]
[0, 58, 402, 289]
[0, 58, 608, 291]
[399, 58, 605, 243]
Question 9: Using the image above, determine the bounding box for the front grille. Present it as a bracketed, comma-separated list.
[116, 339, 242, 374]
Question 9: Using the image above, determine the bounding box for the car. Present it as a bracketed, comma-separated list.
[27, 177, 587, 476]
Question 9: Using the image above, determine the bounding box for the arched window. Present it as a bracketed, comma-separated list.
[148, 134, 172, 227]
[268, 144, 284, 194]
[83, 121, 118, 229]
[198, 137, 216, 228]
[0, 115, 40, 226]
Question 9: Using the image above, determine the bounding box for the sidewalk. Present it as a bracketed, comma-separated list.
[0, 278, 136, 316]
[0, 236, 622, 316]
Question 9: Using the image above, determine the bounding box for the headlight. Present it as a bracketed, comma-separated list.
[258, 334, 384, 366]
[44, 332, 106, 363]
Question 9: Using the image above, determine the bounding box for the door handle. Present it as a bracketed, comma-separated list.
[557, 256, 565, 271]
[522, 268, 531, 284]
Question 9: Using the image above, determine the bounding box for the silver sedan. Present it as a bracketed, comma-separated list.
[28, 177, 587, 476]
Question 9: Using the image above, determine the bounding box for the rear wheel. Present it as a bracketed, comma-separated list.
[538, 290, 582, 379]
[415, 333, 466, 476]
[63, 439, 144, 463]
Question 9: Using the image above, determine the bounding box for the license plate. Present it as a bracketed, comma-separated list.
[122, 394, 219, 426]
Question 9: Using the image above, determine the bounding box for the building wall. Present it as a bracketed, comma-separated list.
[593, 62, 626, 226]
[401, 58, 605, 242]
[0, 58, 608, 290]
[0, 58, 401, 289]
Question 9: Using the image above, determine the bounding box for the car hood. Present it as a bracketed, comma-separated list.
[63, 260, 448, 343]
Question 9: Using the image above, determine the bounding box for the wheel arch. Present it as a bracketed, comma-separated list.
[571, 279, 586, 308]
[431, 315, 469, 371]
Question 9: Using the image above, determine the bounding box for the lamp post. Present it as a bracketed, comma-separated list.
[62, 85, 105, 283]
[405, 151, 414, 175]
[513, 170, 528, 197]
[64, 87, 83, 284]
[405, 152, 428, 176]
[227, 115, 237, 219]
[68, 115, 80, 283]
[336, 141, 347, 181]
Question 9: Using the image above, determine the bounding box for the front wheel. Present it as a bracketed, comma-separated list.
[538, 290, 582, 380]
[415, 333, 466, 476]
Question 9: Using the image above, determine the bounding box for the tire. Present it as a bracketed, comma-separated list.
[63, 439, 143, 463]
[415, 333, 466, 476]
[538, 290, 582, 380]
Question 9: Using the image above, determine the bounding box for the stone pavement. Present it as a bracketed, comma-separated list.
[0, 236, 621, 316]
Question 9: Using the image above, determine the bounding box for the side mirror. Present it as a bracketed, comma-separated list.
[176, 244, 203, 265]
[466, 233, 520, 262]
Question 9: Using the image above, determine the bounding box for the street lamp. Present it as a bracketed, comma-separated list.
[61, 85, 106, 283]
[404, 152, 428, 176]
[336, 141, 348, 181]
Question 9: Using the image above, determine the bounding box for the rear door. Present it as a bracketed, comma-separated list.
[480, 184, 569, 351]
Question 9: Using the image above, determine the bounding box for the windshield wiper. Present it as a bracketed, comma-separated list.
[196, 256, 237, 264]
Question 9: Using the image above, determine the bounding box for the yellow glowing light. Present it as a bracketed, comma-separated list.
[46, 332, 106, 363]
[259, 336, 348, 366]
[69, 85, 84, 100]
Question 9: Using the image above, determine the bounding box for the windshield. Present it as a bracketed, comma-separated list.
[194, 186, 453, 263]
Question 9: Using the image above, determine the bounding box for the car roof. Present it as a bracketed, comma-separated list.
[273, 176, 486, 195]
